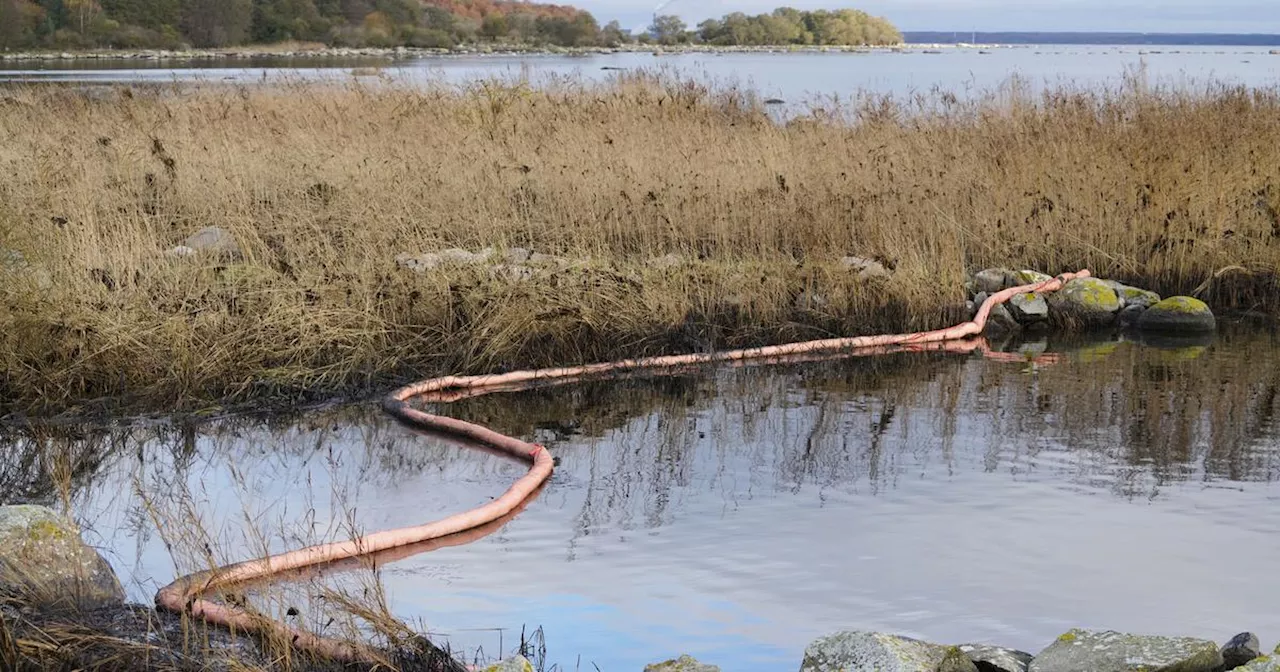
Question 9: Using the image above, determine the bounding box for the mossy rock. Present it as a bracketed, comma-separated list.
[800, 631, 949, 672]
[0, 505, 124, 609]
[938, 646, 980, 672]
[1013, 269, 1053, 286]
[1235, 654, 1279, 671]
[1102, 281, 1161, 309]
[1136, 296, 1216, 333]
[644, 654, 721, 671]
[1049, 278, 1122, 326]
[1029, 629, 1222, 672]
[482, 656, 535, 672]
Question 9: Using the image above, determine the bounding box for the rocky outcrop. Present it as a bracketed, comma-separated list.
[1008, 292, 1050, 325]
[1103, 281, 1161, 309]
[800, 631, 951, 672]
[1221, 632, 1263, 670]
[1028, 629, 1221, 672]
[0, 505, 124, 610]
[644, 654, 721, 671]
[1136, 296, 1217, 333]
[958, 644, 1034, 672]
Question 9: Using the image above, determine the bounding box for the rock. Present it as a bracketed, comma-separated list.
[982, 303, 1021, 336]
[394, 248, 493, 272]
[504, 247, 532, 264]
[973, 268, 1014, 294]
[1008, 292, 1050, 324]
[841, 255, 891, 280]
[183, 226, 240, 258]
[481, 657, 534, 672]
[1221, 632, 1262, 669]
[0, 505, 125, 610]
[800, 631, 949, 672]
[1029, 629, 1221, 672]
[1103, 281, 1161, 309]
[1136, 296, 1216, 333]
[958, 644, 1034, 672]
[165, 245, 198, 258]
[1117, 304, 1146, 328]
[1012, 269, 1053, 286]
[645, 654, 721, 671]
[939, 646, 981, 672]
[1237, 653, 1280, 671]
[1049, 278, 1122, 326]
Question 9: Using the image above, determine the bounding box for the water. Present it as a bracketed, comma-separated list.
[6, 328, 1280, 670]
[2, 46, 1279, 100]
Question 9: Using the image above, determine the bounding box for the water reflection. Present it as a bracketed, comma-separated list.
[1, 328, 1279, 670]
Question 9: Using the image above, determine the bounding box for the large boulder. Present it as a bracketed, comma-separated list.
[800, 631, 949, 672]
[1135, 297, 1216, 334]
[1221, 632, 1262, 669]
[982, 303, 1022, 336]
[972, 268, 1015, 294]
[957, 644, 1034, 672]
[1049, 278, 1122, 326]
[1028, 629, 1221, 672]
[0, 505, 125, 610]
[645, 654, 721, 671]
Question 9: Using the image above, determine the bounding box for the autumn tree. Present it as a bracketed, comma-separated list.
[649, 13, 685, 45]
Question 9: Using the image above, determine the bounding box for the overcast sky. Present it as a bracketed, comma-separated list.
[573, 0, 1280, 34]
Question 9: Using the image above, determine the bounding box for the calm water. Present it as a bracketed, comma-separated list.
[2, 47, 1278, 99]
[4, 328, 1279, 670]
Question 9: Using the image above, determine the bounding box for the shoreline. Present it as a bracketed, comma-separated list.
[0, 42, 1026, 63]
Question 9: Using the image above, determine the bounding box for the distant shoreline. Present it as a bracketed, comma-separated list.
[4, 41, 1279, 63]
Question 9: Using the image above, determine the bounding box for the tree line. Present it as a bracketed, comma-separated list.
[0, 0, 901, 51]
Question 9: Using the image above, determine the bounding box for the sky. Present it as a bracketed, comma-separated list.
[570, 0, 1280, 35]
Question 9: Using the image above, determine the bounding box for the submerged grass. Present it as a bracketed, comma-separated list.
[1, 69, 1278, 416]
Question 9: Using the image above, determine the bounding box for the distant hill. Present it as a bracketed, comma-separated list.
[903, 32, 1280, 46]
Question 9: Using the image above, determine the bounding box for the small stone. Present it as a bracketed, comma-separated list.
[183, 226, 240, 258]
[0, 505, 125, 610]
[841, 255, 891, 279]
[1009, 292, 1050, 324]
[800, 631, 949, 672]
[166, 245, 198, 258]
[481, 656, 534, 672]
[1049, 278, 1122, 326]
[1136, 296, 1216, 333]
[973, 268, 1014, 294]
[644, 654, 721, 671]
[983, 302, 1021, 336]
[1029, 629, 1222, 672]
[1221, 632, 1262, 669]
[958, 644, 1034, 672]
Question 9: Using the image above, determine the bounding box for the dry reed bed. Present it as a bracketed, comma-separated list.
[1, 72, 1278, 416]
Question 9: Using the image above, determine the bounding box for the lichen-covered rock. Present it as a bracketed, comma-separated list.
[183, 226, 241, 258]
[1221, 632, 1262, 669]
[1103, 281, 1161, 309]
[1236, 651, 1280, 672]
[0, 505, 124, 609]
[938, 646, 980, 672]
[1049, 278, 1122, 326]
[395, 248, 494, 272]
[1136, 296, 1216, 333]
[482, 656, 534, 672]
[1028, 629, 1221, 672]
[800, 631, 948, 672]
[1013, 270, 1053, 286]
[958, 644, 1033, 672]
[645, 654, 721, 671]
[1009, 292, 1050, 324]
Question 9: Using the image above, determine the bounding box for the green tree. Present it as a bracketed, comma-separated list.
[180, 0, 251, 46]
[0, 0, 43, 48]
[479, 13, 507, 41]
[649, 13, 684, 45]
[250, 0, 322, 41]
[601, 18, 626, 46]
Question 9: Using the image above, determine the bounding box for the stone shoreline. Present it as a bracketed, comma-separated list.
[0, 42, 1021, 63]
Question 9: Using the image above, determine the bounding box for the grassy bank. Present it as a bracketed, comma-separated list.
[1, 72, 1278, 417]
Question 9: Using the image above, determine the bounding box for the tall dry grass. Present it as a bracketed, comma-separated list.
[0, 70, 1278, 415]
